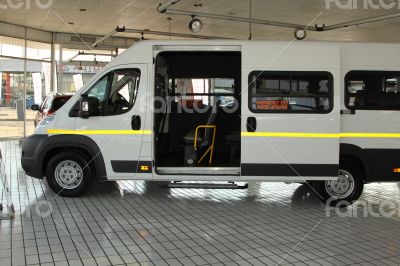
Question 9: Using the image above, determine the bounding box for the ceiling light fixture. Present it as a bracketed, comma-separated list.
[188, 17, 203, 33]
[294, 28, 306, 40]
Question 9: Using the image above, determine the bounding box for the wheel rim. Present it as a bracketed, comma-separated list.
[54, 160, 83, 190]
[325, 169, 355, 199]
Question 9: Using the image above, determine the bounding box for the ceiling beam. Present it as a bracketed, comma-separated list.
[123, 27, 234, 39]
[92, 26, 235, 47]
[164, 9, 312, 31]
[157, 0, 182, 13]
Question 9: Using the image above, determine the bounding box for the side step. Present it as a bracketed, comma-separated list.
[161, 182, 248, 189]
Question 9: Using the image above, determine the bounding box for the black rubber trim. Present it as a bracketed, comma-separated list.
[340, 143, 371, 181]
[21, 134, 107, 181]
[111, 160, 152, 173]
[21, 134, 49, 178]
[241, 163, 338, 177]
[340, 143, 400, 182]
[364, 148, 400, 182]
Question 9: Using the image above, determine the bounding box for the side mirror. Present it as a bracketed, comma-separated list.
[31, 104, 40, 111]
[79, 94, 90, 119]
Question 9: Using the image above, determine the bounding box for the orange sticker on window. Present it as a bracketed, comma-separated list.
[256, 100, 288, 110]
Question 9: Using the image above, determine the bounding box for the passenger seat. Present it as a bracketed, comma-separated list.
[183, 99, 220, 166]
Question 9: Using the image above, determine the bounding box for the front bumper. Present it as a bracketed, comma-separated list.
[21, 134, 48, 178]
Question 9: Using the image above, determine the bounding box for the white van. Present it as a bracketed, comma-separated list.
[21, 40, 400, 204]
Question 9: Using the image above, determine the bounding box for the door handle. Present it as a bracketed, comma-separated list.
[247, 117, 257, 132]
[131, 115, 141, 130]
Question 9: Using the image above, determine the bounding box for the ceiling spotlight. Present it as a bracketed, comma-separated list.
[294, 28, 307, 40]
[189, 18, 203, 33]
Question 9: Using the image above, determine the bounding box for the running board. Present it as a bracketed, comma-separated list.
[161, 182, 248, 189]
[156, 167, 240, 175]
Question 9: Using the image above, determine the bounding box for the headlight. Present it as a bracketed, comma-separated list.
[37, 114, 56, 129]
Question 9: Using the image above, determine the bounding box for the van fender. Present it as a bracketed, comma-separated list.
[22, 134, 107, 181]
[339, 143, 372, 182]
[46, 134, 107, 181]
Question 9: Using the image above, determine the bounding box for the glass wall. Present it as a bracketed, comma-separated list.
[0, 33, 121, 140]
[57, 48, 110, 93]
[0, 36, 52, 139]
[0, 36, 25, 58]
[0, 57, 26, 139]
[57, 63, 105, 93]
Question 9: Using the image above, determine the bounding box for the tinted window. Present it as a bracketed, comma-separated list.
[346, 71, 400, 110]
[249, 71, 333, 113]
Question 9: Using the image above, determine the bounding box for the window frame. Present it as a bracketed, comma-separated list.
[248, 71, 334, 114]
[345, 70, 400, 111]
[69, 68, 141, 117]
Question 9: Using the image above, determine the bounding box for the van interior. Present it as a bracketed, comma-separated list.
[154, 51, 241, 175]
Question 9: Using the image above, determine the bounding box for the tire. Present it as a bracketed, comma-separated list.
[315, 160, 364, 206]
[46, 151, 92, 197]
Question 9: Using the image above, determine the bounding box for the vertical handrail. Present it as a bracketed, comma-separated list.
[193, 125, 217, 164]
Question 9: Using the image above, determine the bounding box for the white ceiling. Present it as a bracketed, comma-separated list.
[1, 0, 400, 42]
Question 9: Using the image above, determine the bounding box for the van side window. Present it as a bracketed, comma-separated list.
[346, 71, 400, 110]
[172, 78, 235, 109]
[85, 69, 141, 116]
[248, 71, 333, 113]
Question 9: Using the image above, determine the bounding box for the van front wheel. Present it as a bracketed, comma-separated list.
[316, 161, 364, 206]
[46, 152, 92, 197]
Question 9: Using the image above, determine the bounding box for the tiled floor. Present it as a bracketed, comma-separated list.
[1, 140, 400, 266]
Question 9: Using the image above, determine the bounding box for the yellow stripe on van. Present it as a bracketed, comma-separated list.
[242, 132, 400, 138]
[241, 132, 340, 138]
[48, 129, 152, 135]
[340, 133, 400, 138]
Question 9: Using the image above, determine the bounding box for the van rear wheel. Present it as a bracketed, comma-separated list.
[316, 161, 364, 206]
[46, 152, 92, 197]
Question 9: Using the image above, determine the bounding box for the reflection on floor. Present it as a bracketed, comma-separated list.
[1, 140, 400, 265]
[0, 108, 36, 140]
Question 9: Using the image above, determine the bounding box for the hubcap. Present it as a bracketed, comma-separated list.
[325, 169, 355, 199]
[54, 160, 83, 190]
